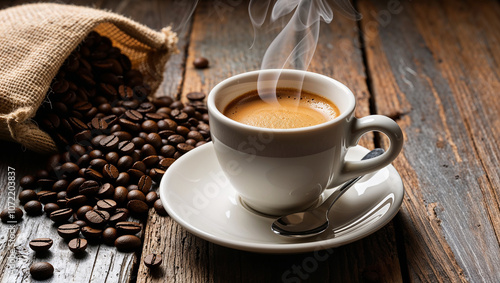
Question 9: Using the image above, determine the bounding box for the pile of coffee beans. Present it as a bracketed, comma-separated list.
[0, 31, 211, 278]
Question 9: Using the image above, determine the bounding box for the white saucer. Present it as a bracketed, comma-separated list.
[159, 143, 404, 254]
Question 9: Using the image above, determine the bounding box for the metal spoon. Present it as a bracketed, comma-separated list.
[271, 148, 385, 238]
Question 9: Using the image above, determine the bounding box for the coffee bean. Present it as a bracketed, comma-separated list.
[145, 191, 158, 207]
[57, 223, 81, 239]
[141, 120, 158, 132]
[50, 208, 73, 222]
[81, 226, 102, 241]
[103, 163, 119, 180]
[127, 168, 145, 180]
[67, 177, 86, 196]
[105, 151, 120, 164]
[154, 199, 168, 216]
[118, 140, 135, 154]
[103, 227, 118, 245]
[38, 191, 58, 204]
[127, 190, 146, 202]
[37, 178, 56, 190]
[29, 238, 53, 252]
[99, 135, 120, 150]
[73, 220, 87, 227]
[20, 175, 37, 189]
[24, 200, 43, 216]
[193, 57, 209, 69]
[19, 189, 37, 204]
[85, 209, 110, 227]
[97, 199, 117, 212]
[144, 254, 162, 269]
[132, 161, 147, 173]
[167, 134, 185, 146]
[91, 117, 109, 131]
[118, 85, 134, 99]
[116, 221, 142, 235]
[44, 203, 60, 215]
[137, 175, 153, 194]
[52, 179, 69, 192]
[98, 183, 115, 198]
[79, 180, 100, 195]
[117, 155, 134, 170]
[160, 145, 176, 157]
[127, 199, 149, 215]
[115, 235, 141, 252]
[84, 168, 104, 181]
[66, 195, 88, 209]
[141, 144, 157, 156]
[125, 109, 143, 122]
[109, 208, 129, 226]
[145, 113, 164, 121]
[68, 238, 88, 253]
[142, 156, 159, 168]
[186, 91, 206, 101]
[149, 168, 165, 183]
[118, 118, 141, 132]
[145, 133, 162, 148]
[177, 143, 194, 154]
[113, 186, 129, 204]
[76, 205, 93, 221]
[30, 262, 54, 280]
[69, 117, 89, 131]
[116, 173, 130, 187]
[89, 158, 107, 170]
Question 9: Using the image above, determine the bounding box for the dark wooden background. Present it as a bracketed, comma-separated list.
[0, 0, 499, 282]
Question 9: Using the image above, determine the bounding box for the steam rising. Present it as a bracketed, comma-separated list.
[249, 0, 334, 103]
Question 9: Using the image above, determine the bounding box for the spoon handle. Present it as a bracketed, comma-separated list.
[320, 148, 385, 212]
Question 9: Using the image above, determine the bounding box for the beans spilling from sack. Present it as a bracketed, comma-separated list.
[2, 31, 210, 253]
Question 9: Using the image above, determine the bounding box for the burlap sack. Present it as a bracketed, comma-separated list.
[0, 3, 177, 153]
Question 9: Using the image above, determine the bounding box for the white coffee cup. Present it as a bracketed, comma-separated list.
[208, 69, 403, 215]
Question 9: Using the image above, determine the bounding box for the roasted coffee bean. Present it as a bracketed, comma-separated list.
[144, 254, 162, 269]
[66, 195, 88, 209]
[19, 189, 37, 204]
[89, 149, 105, 159]
[116, 221, 142, 235]
[127, 184, 139, 191]
[108, 208, 129, 226]
[29, 238, 53, 252]
[73, 220, 87, 227]
[131, 137, 146, 148]
[127, 168, 145, 180]
[118, 140, 135, 155]
[117, 155, 134, 170]
[76, 205, 93, 221]
[91, 117, 109, 131]
[84, 168, 104, 181]
[97, 199, 117, 212]
[140, 144, 157, 158]
[118, 85, 134, 99]
[115, 235, 141, 252]
[167, 134, 185, 146]
[69, 117, 89, 131]
[79, 180, 100, 195]
[52, 179, 69, 192]
[149, 168, 165, 183]
[177, 143, 195, 154]
[118, 118, 141, 132]
[50, 208, 73, 222]
[113, 186, 129, 204]
[132, 161, 147, 173]
[89, 158, 107, 170]
[145, 113, 163, 120]
[127, 200, 149, 215]
[142, 155, 159, 168]
[44, 203, 60, 215]
[193, 57, 209, 68]
[85, 209, 110, 227]
[173, 112, 189, 123]
[186, 91, 206, 101]
[103, 114, 118, 125]
[176, 125, 190, 136]
[187, 130, 204, 142]
[103, 163, 119, 180]
[73, 101, 92, 112]
[30, 262, 54, 280]
[97, 183, 115, 198]
[76, 152, 91, 167]
[38, 191, 58, 204]
[154, 199, 168, 216]
[153, 96, 173, 107]
[137, 175, 153, 194]
[81, 226, 102, 241]
[24, 200, 43, 216]
[1, 207, 23, 223]
[68, 238, 88, 253]
[57, 223, 81, 239]
[57, 191, 67, 200]
[145, 191, 158, 207]
[125, 109, 143, 121]
[105, 151, 120, 164]
[145, 133, 162, 148]
[67, 177, 86, 196]
[20, 175, 36, 189]
[158, 119, 177, 132]
[100, 135, 120, 150]
[160, 145, 176, 157]
[127, 190, 146, 202]
[115, 172, 130, 186]
[100, 227, 117, 246]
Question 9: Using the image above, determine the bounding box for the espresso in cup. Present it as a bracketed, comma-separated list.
[223, 88, 340, 129]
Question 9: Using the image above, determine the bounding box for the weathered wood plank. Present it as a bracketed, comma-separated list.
[359, 0, 500, 281]
[139, 1, 403, 282]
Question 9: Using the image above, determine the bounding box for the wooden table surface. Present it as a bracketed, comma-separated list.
[1, 0, 499, 282]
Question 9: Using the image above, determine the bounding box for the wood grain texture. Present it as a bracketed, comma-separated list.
[359, 0, 500, 281]
[138, 1, 403, 283]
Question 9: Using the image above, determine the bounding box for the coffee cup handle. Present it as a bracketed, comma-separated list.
[340, 115, 404, 182]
